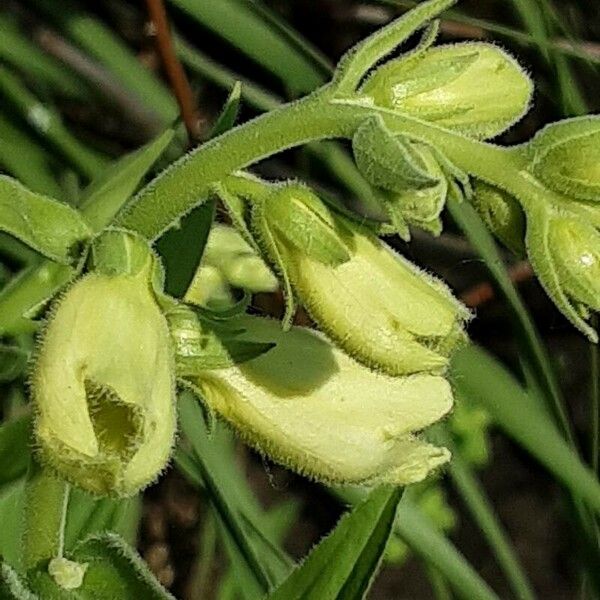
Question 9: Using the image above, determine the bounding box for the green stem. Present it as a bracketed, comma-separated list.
[22, 461, 70, 570]
[117, 88, 533, 241]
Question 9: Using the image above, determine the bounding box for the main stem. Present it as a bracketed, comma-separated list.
[117, 88, 534, 241]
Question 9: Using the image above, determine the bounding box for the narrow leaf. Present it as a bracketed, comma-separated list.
[178, 393, 273, 594]
[168, 0, 325, 94]
[211, 81, 243, 138]
[0, 416, 31, 487]
[81, 129, 175, 232]
[0, 176, 90, 264]
[396, 497, 499, 600]
[450, 344, 600, 515]
[267, 486, 401, 600]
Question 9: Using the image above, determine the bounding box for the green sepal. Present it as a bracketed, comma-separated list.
[0, 175, 91, 264]
[332, 0, 457, 94]
[529, 116, 600, 202]
[260, 185, 351, 266]
[211, 181, 259, 252]
[90, 229, 154, 277]
[524, 203, 598, 342]
[353, 116, 439, 192]
[250, 196, 297, 330]
[26, 533, 174, 599]
[471, 181, 526, 255]
[377, 143, 448, 239]
[167, 303, 275, 374]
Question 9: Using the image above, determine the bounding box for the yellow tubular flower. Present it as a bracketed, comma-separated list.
[189, 316, 452, 486]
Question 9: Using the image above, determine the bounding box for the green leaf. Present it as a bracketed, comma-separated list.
[156, 200, 216, 299]
[81, 129, 175, 232]
[0, 65, 107, 180]
[0, 559, 37, 600]
[0, 111, 62, 198]
[34, 0, 177, 125]
[0, 262, 76, 336]
[395, 497, 499, 600]
[168, 0, 326, 94]
[0, 14, 87, 100]
[64, 490, 142, 551]
[211, 81, 243, 138]
[0, 416, 31, 487]
[175, 417, 295, 596]
[0, 176, 91, 264]
[0, 131, 174, 335]
[178, 393, 273, 595]
[169, 304, 275, 374]
[333, 0, 457, 94]
[450, 344, 600, 515]
[27, 533, 174, 599]
[267, 486, 401, 600]
[0, 481, 26, 568]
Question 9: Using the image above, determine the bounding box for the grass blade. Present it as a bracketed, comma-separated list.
[450, 344, 600, 515]
[447, 444, 535, 600]
[267, 486, 402, 600]
[446, 197, 572, 445]
[168, 0, 326, 94]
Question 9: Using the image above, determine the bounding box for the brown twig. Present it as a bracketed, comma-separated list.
[144, 0, 200, 142]
[460, 261, 534, 309]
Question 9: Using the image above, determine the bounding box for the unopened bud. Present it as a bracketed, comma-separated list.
[471, 181, 526, 255]
[530, 116, 600, 202]
[361, 43, 532, 140]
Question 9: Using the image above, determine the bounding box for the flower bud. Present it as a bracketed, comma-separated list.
[32, 259, 176, 496]
[252, 184, 470, 376]
[547, 217, 600, 313]
[361, 43, 532, 140]
[190, 316, 452, 486]
[530, 116, 600, 202]
[471, 181, 526, 255]
[381, 143, 448, 237]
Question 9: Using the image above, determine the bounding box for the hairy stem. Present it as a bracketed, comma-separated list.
[117, 89, 542, 241]
[22, 460, 70, 570]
